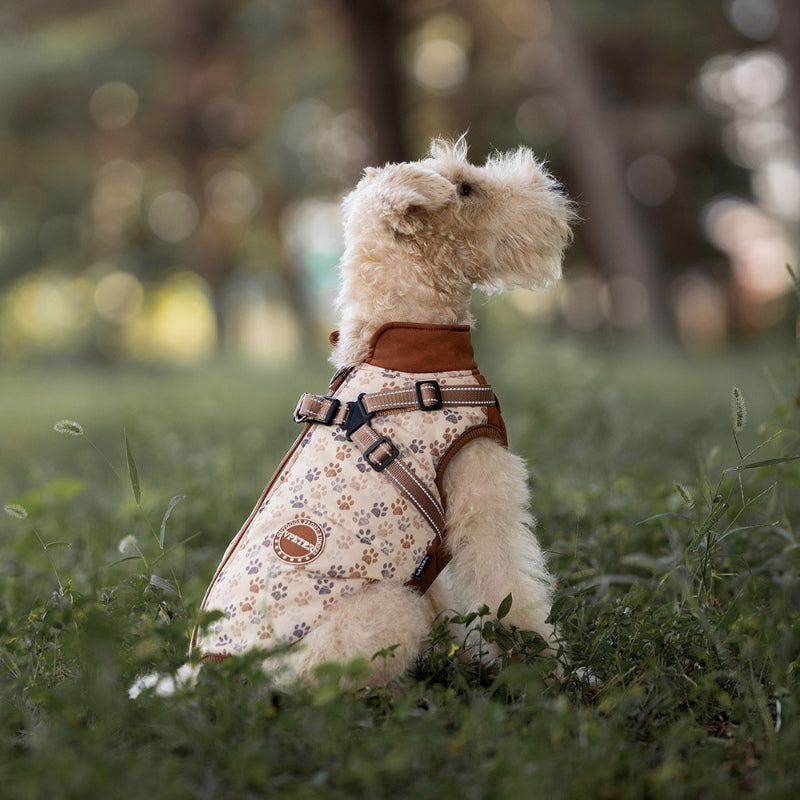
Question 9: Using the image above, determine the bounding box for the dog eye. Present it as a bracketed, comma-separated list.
[459, 182, 473, 197]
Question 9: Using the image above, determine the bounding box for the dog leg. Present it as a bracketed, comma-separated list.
[438, 438, 555, 651]
[266, 580, 434, 687]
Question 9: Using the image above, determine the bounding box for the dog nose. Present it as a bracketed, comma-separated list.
[551, 181, 566, 194]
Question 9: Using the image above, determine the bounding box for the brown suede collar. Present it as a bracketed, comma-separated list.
[330, 322, 479, 373]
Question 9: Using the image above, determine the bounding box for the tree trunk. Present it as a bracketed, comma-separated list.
[551, 15, 675, 339]
[776, 0, 800, 159]
[337, 0, 410, 164]
[155, 0, 245, 344]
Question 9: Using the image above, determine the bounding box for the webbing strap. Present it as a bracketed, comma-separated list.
[294, 381, 496, 427]
[293, 379, 498, 589]
[347, 423, 446, 542]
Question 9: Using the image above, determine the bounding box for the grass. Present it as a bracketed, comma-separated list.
[1, 330, 799, 799]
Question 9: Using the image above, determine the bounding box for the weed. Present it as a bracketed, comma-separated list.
[1, 339, 799, 798]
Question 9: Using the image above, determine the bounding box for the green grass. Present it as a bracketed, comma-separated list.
[1, 335, 799, 799]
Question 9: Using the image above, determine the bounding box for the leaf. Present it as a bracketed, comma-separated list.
[149, 574, 178, 595]
[786, 263, 800, 302]
[124, 430, 141, 506]
[690, 495, 729, 550]
[497, 592, 513, 620]
[44, 541, 71, 549]
[621, 582, 648, 609]
[450, 611, 479, 627]
[637, 511, 692, 525]
[106, 555, 142, 567]
[159, 494, 185, 549]
[723, 455, 800, 473]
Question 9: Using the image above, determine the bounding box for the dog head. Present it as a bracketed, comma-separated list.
[340, 137, 574, 296]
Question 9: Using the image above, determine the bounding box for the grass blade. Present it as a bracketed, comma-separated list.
[124, 429, 141, 506]
[723, 455, 800, 473]
[149, 573, 178, 595]
[689, 495, 729, 550]
[159, 494, 185, 549]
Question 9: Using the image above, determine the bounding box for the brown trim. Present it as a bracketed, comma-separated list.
[405, 536, 452, 593]
[406, 422, 507, 594]
[200, 652, 230, 664]
[486, 403, 508, 446]
[365, 322, 478, 373]
[190, 424, 312, 650]
[434, 424, 508, 499]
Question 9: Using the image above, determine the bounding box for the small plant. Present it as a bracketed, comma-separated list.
[2, 333, 800, 798]
[413, 594, 555, 695]
[50, 419, 193, 598]
[3, 501, 67, 593]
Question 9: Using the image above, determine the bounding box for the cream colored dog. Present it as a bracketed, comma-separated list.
[191, 137, 573, 687]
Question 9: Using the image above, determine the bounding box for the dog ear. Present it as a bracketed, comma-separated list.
[377, 164, 455, 234]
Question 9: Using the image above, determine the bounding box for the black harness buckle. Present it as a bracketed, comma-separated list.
[363, 436, 399, 472]
[345, 393, 374, 440]
[415, 380, 443, 411]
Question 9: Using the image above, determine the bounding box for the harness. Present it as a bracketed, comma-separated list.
[192, 322, 508, 656]
[293, 376, 501, 591]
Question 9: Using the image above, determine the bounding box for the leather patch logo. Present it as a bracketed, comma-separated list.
[273, 519, 325, 565]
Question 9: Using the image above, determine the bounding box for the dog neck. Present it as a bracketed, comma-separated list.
[332, 277, 473, 368]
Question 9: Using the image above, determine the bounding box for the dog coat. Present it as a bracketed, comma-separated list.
[193, 322, 507, 659]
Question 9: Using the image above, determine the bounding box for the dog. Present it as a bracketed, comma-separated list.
[191, 137, 573, 686]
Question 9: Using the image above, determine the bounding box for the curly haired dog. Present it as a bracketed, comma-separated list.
[192, 137, 573, 686]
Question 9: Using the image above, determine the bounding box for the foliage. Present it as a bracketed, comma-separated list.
[3, 0, 789, 362]
[1, 338, 800, 798]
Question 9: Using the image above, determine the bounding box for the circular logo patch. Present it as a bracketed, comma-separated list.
[273, 519, 326, 565]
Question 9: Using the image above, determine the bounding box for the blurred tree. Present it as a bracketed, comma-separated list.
[776, 0, 800, 145]
[550, 14, 674, 337]
[153, 0, 245, 317]
[0, 0, 794, 361]
[337, 0, 410, 164]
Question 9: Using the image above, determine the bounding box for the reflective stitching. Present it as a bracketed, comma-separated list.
[355, 426, 445, 540]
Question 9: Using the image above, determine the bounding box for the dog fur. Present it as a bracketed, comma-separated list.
[198, 137, 573, 687]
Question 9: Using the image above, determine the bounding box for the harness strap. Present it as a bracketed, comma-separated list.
[293, 381, 497, 427]
[293, 379, 500, 590]
[347, 423, 446, 543]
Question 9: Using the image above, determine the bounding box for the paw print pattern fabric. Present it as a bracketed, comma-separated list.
[193, 323, 507, 659]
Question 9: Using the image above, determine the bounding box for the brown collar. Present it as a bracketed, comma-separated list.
[330, 322, 478, 373]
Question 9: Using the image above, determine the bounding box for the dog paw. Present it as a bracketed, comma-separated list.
[128, 663, 200, 699]
[572, 666, 604, 689]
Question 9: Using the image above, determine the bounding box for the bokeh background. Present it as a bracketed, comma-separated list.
[1, 0, 798, 367]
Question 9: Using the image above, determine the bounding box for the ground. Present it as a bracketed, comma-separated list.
[1, 326, 799, 799]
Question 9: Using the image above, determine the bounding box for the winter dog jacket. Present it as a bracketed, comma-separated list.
[193, 322, 507, 659]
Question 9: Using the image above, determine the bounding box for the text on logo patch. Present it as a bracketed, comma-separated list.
[273, 518, 326, 565]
